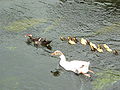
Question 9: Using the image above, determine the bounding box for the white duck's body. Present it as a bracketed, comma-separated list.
[51, 50, 94, 77]
[59, 55, 90, 74]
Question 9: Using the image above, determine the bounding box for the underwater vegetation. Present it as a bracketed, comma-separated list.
[4, 18, 47, 32]
[92, 69, 120, 90]
[3, 18, 61, 32]
[93, 22, 120, 35]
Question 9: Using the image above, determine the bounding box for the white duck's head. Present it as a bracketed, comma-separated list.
[51, 50, 63, 56]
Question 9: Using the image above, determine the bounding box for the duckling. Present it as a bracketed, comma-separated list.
[60, 37, 68, 41]
[80, 38, 88, 45]
[97, 44, 103, 53]
[72, 37, 78, 43]
[103, 44, 109, 49]
[113, 50, 119, 55]
[51, 70, 60, 77]
[103, 44, 112, 52]
[89, 42, 97, 51]
[68, 36, 78, 45]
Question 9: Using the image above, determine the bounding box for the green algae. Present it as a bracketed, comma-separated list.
[92, 70, 120, 90]
[4, 18, 61, 32]
[4, 18, 47, 32]
[93, 22, 120, 35]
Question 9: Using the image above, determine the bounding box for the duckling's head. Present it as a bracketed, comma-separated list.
[25, 34, 32, 37]
[67, 36, 72, 40]
[113, 50, 119, 55]
[51, 50, 63, 56]
[60, 37, 67, 41]
[103, 44, 109, 49]
[73, 37, 78, 42]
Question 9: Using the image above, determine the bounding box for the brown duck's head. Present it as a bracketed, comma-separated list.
[25, 34, 32, 37]
[51, 50, 63, 56]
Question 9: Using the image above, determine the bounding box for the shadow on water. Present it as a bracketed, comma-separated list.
[0, 0, 120, 90]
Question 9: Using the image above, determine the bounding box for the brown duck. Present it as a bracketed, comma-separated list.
[25, 34, 52, 50]
[34, 38, 52, 50]
[25, 34, 40, 45]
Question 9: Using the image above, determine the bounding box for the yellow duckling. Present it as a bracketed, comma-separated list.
[80, 38, 88, 45]
[103, 44, 112, 52]
[89, 42, 97, 51]
[68, 36, 78, 45]
[103, 44, 110, 49]
[97, 44, 103, 53]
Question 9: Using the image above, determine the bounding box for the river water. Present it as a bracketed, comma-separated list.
[0, 0, 120, 90]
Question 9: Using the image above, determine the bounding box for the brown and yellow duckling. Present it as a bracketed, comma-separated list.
[80, 38, 89, 46]
[97, 44, 103, 53]
[103, 44, 112, 52]
[113, 49, 119, 55]
[67, 36, 78, 45]
[60, 37, 68, 41]
[88, 42, 97, 51]
[60, 36, 78, 45]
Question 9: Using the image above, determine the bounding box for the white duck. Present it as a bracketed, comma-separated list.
[51, 50, 94, 77]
